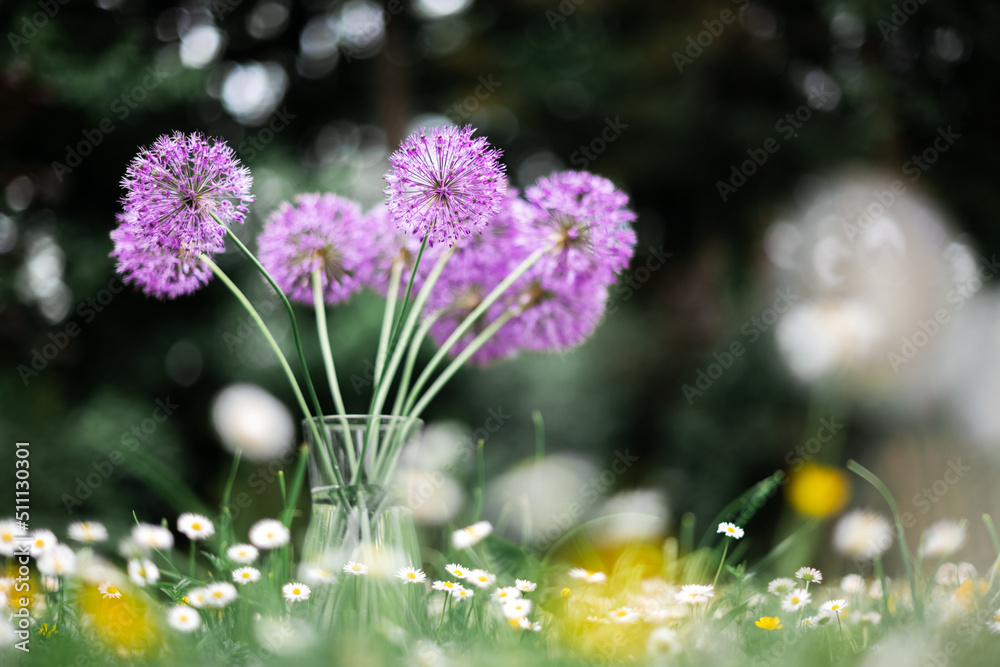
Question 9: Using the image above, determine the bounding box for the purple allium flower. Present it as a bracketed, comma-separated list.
[519, 170, 637, 283]
[257, 193, 373, 305]
[110, 214, 213, 300]
[120, 131, 254, 253]
[384, 125, 507, 248]
[365, 202, 425, 297]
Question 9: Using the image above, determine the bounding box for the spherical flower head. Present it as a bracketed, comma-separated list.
[451, 520, 494, 549]
[120, 131, 254, 253]
[675, 584, 715, 605]
[67, 521, 108, 543]
[520, 170, 637, 284]
[396, 567, 427, 584]
[384, 125, 506, 248]
[768, 577, 795, 596]
[167, 605, 202, 632]
[820, 599, 848, 617]
[128, 559, 160, 586]
[226, 543, 259, 564]
[364, 202, 425, 296]
[781, 589, 811, 612]
[233, 567, 262, 585]
[919, 519, 968, 559]
[343, 561, 368, 576]
[111, 217, 212, 299]
[203, 582, 238, 608]
[795, 567, 823, 584]
[833, 509, 893, 560]
[258, 193, 372, 305]
[718, 522, 745, 539]
[755, 616, 782, 630]
[282, 582, 311, 602]
[248, 519, 289, 550]
[177, 513, 215, 541]
[37, 544, 76, 576]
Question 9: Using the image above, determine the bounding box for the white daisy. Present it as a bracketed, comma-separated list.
[187, 587, 208, 608]
[132, 523, 174, 551]
[795, 567, 823, 584]
[781, 589, 811, 612]
[717, 522, 744, 539]
[840, 574, 864, 594]
[226, 543, 259, 564]
[610, 606, 640, 623]
[128, 558, 160, 586]
[0, 520, 27, 557]
[42, 576, 60, 592]
[988, 609, 1000, 634]
[767, 577, 796, 595]
[515, 579, 537, 592]
[343, 561, 368, 576]
[820, 599, 848, 617]
[445, 563, 469, 579]
[98, 581, 122, 599]
[432, 580, 464, 592]
[167, 605, 201, 632]
[282, 582, 311, 602]
[800, 616, 821, 628]
[861, 611, 882, 624]
[203, 582, 238, 607]
[0, 577, 15, 596]
[492, 586, 521, 602]
[647, 626, 681, 656]
[517, 617, 542, 631]
[28, 530, 58, 557]
[67, 521, 108, 543]
[919, 519, 967, 559]
[568, 568, 607, 584]
[833, 510, 893, 560]
[451, 588, 474, 601]
[302, 565, 335, 584]
[37, 545, 76, 576]
[233, 567, 261, 585]
[466, 569, 496, 589]
[675, 584, 714, 605]
[502, 599, 533, 619]
[395, 567, 427, 584]
[248, 519, 289, 550]
[177, 513, 215, 541]
[451, 520, 493, 549]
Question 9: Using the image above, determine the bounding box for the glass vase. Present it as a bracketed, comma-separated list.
[300, 415, 426, 633]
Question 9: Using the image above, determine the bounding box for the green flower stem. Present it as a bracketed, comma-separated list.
[402, 247, 548, 417]
[376, 261, 404, 382]
[847, 459, 922, 618]
[201, 255, 341, 488]
[391, 311, 442, 417]
[219, 451, 242, 549]
[407, 308, 517, 421]
[712, 539, 731, 588]
[312, 270, 357, 476]
[983, 514, 1000, 592]
[354, 248, 454, 485]
[280, 444, 310, 526]
[873, 554, 891, 618]
[220, 223, 327, 422]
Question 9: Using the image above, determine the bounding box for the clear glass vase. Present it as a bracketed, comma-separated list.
[300, 415, 426, 633]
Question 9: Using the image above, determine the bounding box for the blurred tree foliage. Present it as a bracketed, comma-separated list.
[0, 0, 997, 553]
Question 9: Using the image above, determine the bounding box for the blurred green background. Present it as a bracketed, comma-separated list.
[2, 0, 998, 568]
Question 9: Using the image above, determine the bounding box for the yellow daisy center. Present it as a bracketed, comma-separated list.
[107, 586, 118, 595]
[192, 523, 201, 530]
